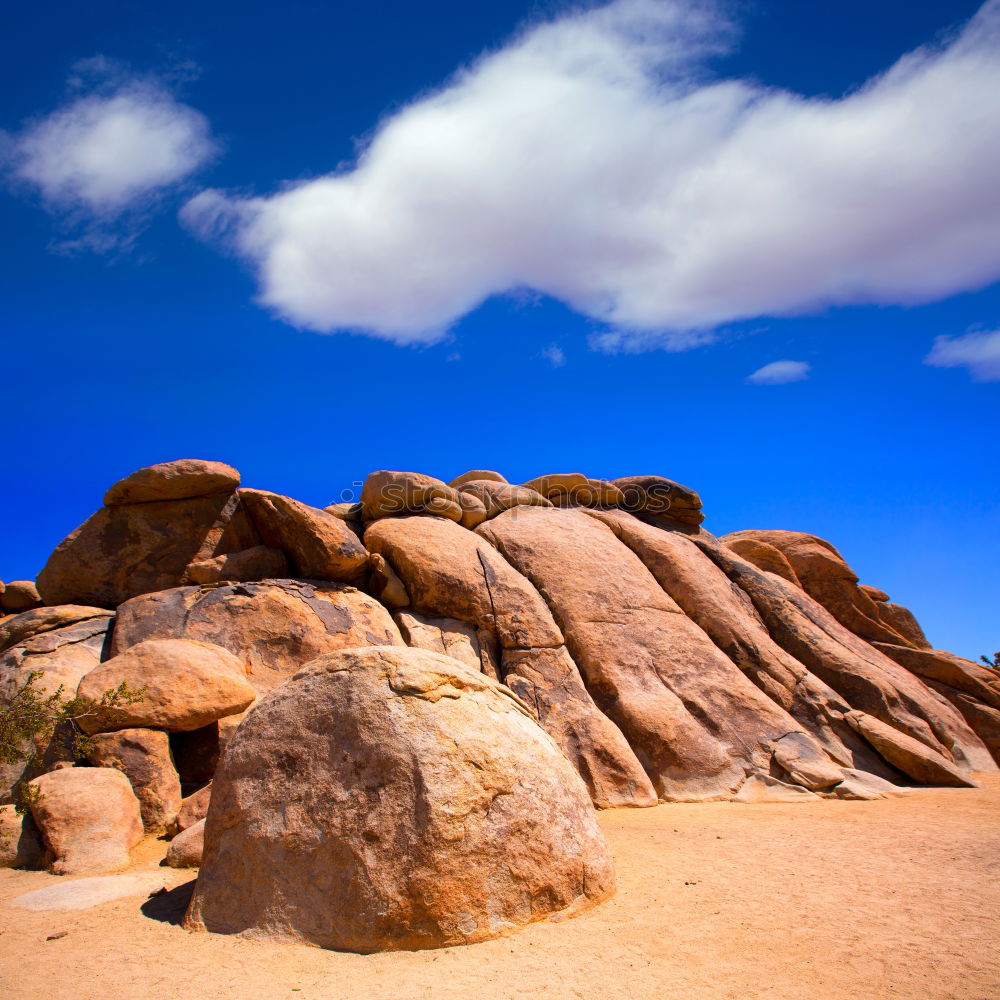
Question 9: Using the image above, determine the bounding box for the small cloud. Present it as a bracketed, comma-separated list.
[446, 352, 462, 362]
[924, 328, 1000, 382]
[746, 360, 811, 385]
[541, 345, 566, 367]
[5, 58, 216, 250]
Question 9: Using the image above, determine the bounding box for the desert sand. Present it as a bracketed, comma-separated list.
[2, 775, 997, 1000]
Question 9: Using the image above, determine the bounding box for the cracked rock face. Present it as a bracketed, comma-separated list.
[184, 646, 615, 952]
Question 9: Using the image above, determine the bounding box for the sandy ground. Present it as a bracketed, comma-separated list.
[1, 776, 998, 1000]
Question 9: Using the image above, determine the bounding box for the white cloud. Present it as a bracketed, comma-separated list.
[542, 344, 567, 367]
[925, 329, 1000, 381]
[746, 360, 811, 385]
[184, 0, 1000, 348]
[8, 67, 215, 216]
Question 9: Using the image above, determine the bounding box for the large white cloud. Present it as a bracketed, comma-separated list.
[183, 0, 1000, 348]
[10, 72, 215, 215]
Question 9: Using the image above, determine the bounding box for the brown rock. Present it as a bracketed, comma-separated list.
[395, 611, 488, 673]
[104, 459, 240, 506]
[722, 530, 914, 647]
[366, 516, 655, 808]
[166, 818, 205, 868]
[76, 638, 255, 734]
[36, 492, 259, 608]
[771, 732, 847, 790]
[872, 643, 1000, 712]
[110, 580, 403, 696]
[87, 728, 182, 832]
[0, 804, 49, 869]
[859, 585, 890, 603]
[324, 502, 363, 522]
[458, 491, 487, 529]
[170, 725, 220, 789]
[612, 475, 704, 526]
[926, 688, 1000, 765]
[28, 767, 143, 874]
[368, 553, 410, 608]
[693, 537, 995, 776]
[185, 546, 290, 585]
[721, 536, 802, 586]
[239, 489, 368, 583]
[481, 506, 841, 800]
[184, 646, 615, 952]
[0, 581, 42, 613]
[877, 603, 932, 649]
[0, 605, 113, 656]
[174, 782, 212, 834]
[522, 473, 596, 506]
[456, 480, 553, 520]
[844, 711, 979, 787]
[360, 470, 465, 523]
[448, 470, 508, 488]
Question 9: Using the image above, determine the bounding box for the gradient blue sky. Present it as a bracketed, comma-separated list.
[2, 0, 998, 659]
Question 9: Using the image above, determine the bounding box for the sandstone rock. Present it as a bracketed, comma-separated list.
[859, 585, 890, 603]
[36, 492, 259, 608]
[0, 581, 42, 613]
[877, 602, 931, 648]
[366, 516, 655, 808]
[722, 530, 913, 647]
[872, 643, 1000, 711]
[29, 767, 143, 875]
[721, 536, 802, 586]
[732, 772, 818, 803]
[927, 689, 1000, 765]
[448, 470, 508, 488]
[456, 480, 553, 520]
[693, 537, 995, 776]
[166, 819, 205, 868]
[185, 546, 290, 585]
[771, 732, 846, 790]
[104, 460, 240, 506]
[0, 804, 49, 869]
[458, 491, 488, 529]
[110, 581, 403, 696]
[522, 473, 596, 506]
[184, 646, 615, 952]
[368, 553, 410, 608]
[612, 475, 704, 526]
[821, 768, 910, 800]
[239, 490, 368, 583]
[481, 506, 842, 800]
[324, 502, 363, 522]
[87, 729, 182, 832]
[360, 470, 464, 522]
[76, 638, 255, 734]
[173, 782, 212, 834]
[395, 611, 487, 672]
[844, 711, 979, 787]
[0, 605, 113, 656]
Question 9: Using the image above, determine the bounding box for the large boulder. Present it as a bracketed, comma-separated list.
[104, 459, 240, 505]
[360, 470, 464, 523]
[366, 515, 656, 808]
[28, 767, 143, 875]
[0, 581, 42, 613]
[109, 580, 404, 695]
[36, 491, 260, 608]
[238, 490, 368, 583]
[76, 638, 255, 734]
[0, 605, 113, 657]
[87, 728, 182, 832]
[448, 469, 508, 489]
[184, 646, 615, 952]
[612, 475, 704, 526]
[185, 546, 290, 585]
[456, 480, 553, 521]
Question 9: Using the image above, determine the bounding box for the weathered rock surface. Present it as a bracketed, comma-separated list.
[239, 490, 368, 582]
[0, 804, 49, 869]
[844, 711, 979, 787]
[166, 818, 205, 868]
[0, 580, 42, 613]
[110, 581, 403, 695]
[185, 646, 615, 952]
[76, 638, 255, 734]
[448, 469, 508, 488]
[456, 480, 553, 520]
[104, 460, 240, 506]
[37, 492, 260, 608]
[721, 535, 802, 586]
[0, 605, 113, 656]
[186, 546, 290, 585]
[394, 611, 487, 673]
[87, 728, 182, 832]
[366, 515, 656, 808]
[612, 476, 704, 526]
[481, 507, 846, 801]
[361, 470, 465, 522]
[28, 767, 143, 874]
[173, 782, 212, 834]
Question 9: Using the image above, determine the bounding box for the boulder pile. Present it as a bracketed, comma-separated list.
[2, 459, 997, 951]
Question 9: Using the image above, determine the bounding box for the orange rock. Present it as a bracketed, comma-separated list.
[184, 646, 615, 951]
[0, 581, 42, 613]
[104, 459, 240, 506]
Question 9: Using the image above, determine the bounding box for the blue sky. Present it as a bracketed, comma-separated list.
[2, 0, 998, 660]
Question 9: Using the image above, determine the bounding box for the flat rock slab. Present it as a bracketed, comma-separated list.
[8, 875, 164, 911]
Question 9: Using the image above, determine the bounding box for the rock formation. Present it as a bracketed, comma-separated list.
[1, 458, 996, 951]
